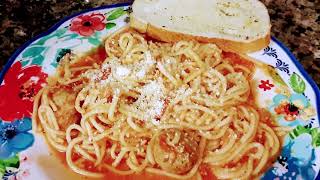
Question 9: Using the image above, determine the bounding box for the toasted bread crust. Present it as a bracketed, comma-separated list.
[130, 15, 270, 53]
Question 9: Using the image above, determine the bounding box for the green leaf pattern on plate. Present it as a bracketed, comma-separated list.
[17, 7, 127, 69]
[31, 55, 45, 65]
[33, 28, 68, 46]
[106, 22, 117, 29]
[289, 125, 320, 147]
[20, 27, 70, 67]
[87, 37, 101, 46]
[290, 73, 306, 93]
[0, 155, 19, 178]
[107, 7, 126, 21]
[22, 47, 46, 58]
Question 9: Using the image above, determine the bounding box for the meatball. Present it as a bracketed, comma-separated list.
[51, 89, 80, 129]
[153, 129, 200, 174]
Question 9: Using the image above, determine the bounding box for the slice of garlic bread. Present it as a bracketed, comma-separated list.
[130, 0, 271, 53]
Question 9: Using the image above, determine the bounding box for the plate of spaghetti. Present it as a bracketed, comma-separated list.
[0, 2, 319, 180]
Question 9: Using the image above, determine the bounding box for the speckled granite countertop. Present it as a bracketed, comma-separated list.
[0, 0, 319, 86]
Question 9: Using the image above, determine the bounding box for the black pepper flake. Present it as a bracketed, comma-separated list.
[219, 9, 233, 16]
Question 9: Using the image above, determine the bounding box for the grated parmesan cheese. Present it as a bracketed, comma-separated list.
[115, 66, 131, 77]
[133, 51, 155, 80]
[83, 69, 103, 82]
[136, 69, 146, 79]
[133, 80, 165, 123]
[169, 86, 193, 105]
[83, 51, 170, 126]
[85, 51, 156, 88]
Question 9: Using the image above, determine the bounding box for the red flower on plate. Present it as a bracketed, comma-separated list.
[70, 13, 106, 36]
[0, 61, 47, 121]
[258, 80, 274, 91]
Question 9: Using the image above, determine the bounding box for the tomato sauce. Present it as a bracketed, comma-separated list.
[44, 42, 281, 180]
[159, 134, 176, 153]
[222, 51, 255, 71]
[70, 46, 107, 68]
[50, 145, 183, 180]
[258, 108, 278, 127]
[199, 164, 217, 180]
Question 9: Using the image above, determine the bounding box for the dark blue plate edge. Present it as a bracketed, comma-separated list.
[0, 2, 319, 179]
[271, 36, 320, 180]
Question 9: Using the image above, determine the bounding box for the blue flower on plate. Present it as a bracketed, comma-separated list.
[270, 93, 315, 127]
[262, 134, 316, 180]
[0, 117, 34, 159]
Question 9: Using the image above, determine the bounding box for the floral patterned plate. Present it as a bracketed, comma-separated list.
[0, 3, 319, 180]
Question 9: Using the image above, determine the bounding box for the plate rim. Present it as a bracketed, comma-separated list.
[0, 2, 131, 82]
[0, 2, 319, 179]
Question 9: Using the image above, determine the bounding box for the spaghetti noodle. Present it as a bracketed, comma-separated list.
[33, 27, 288, 179]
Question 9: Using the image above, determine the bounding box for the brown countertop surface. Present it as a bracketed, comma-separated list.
[0, 0, 319, 86]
